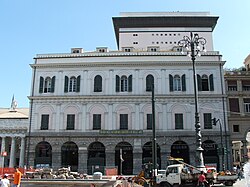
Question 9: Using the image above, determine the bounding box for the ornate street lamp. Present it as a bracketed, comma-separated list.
[178, 32, 206, 169]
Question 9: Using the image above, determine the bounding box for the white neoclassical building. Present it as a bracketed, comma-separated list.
[27, 12, 231, 174]
[0, 99, 28, 169]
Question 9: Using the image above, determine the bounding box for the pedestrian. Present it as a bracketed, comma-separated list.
[197, 171, 209, 187]
[12, 166, 22, 187]
[0, 174, 10, 187]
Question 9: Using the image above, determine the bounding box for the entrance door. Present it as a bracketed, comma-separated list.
[87, 142, 105, 174]
[115, 142, 133, 175]
[61, 141, 78, 171]
[171, 140, 190, 164]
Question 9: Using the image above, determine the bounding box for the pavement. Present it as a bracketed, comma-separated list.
[212, 177, 250, 187]
[234, 177, 250, 187]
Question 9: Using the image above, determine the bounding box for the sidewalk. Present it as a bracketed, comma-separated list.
[233, 178, 250, 187]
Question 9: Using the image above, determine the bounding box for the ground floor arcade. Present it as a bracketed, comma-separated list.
[26, 132, 230, 174]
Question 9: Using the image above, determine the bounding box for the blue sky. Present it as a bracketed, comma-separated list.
[0, 0, 249, 108]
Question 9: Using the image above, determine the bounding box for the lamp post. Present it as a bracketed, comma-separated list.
[178, 32, 206, 169]
[212, 118, 225, 171]
[151, 83, 157, 185]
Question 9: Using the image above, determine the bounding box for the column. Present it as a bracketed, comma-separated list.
[133, 139, 142, 174]
[239, 97, 245, 116]
[9, 137, 16, 168]
[52, 146, 61, 170]
[0, 136, 6, 167]
[139, 112, 144, 130]
[161, 69, 166, 94]
[109, 70, 114, 94]
[55, 104, 61, 131]
[19, 137, 25, 168]
[242, 140, 248, 163]
[104, 112, 108, 130]
[112, 111, 116, 129]
[162, 103, 167, 130]
[135, 69, 139, 94]
[106, 150, 115, 170]
[83, 70, 88, 95]
[108, 104, 113, 130]
[86, 112, 90, 130]
[135, 104, 140, 130]
[82, 104, 87, 132]
[78, 147, 88, 173]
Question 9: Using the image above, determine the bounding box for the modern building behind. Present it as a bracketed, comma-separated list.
[225, 55, 250, 166]
[27, 12, 230, 174]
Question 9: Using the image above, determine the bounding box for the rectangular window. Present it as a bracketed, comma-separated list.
[147, 114, 152, 130]
[93, 114, 101, 130]
[41, 114, 49, 130]
[175, 113, 183, 129]
[67, 114, 75, 130]
[244, 98, 250, 113]
[244, 103, 250, 113]
[120, 114, 128, 130]
[204, 113, 212, 129]
[233, 125, 239, 132]
[229, 98, 240, 113]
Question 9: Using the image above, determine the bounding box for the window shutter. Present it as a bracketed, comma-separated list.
[181, 74, 186, 91]
[128, 75, 132, 92]
[39, 77, 44, 93]
[51, 76, 55, 93]
[64, 76, 69, 93]
[76, 75, 81, 92]
[209, 74, 214, 91]
[116, 75, 120, 92]
[197, 74, 202, 91]
[169, 74, 173, 91]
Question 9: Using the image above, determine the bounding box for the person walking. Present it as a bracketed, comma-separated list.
[12, 166, 22, 187]
[198, 171, 209, 187]
[0, 174, 10, 187]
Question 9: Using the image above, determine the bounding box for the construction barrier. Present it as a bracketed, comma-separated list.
[0, 167, 26, 177]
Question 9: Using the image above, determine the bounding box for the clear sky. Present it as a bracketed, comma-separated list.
[1, 0, 249, 108]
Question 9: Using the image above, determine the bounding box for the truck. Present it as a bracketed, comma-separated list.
[155, 163, 238, 187]
[214, 173, 238, 186]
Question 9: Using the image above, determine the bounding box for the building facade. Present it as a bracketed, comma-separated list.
[0, 99, 28, 169]
[225, 55, 250, 166]
[27, 12, 231, 174]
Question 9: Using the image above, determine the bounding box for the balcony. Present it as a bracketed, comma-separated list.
[228, 85, 237, 91]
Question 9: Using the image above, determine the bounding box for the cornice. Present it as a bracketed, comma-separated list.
[28, 94, 226, 104]
[34, 51, 220, 59]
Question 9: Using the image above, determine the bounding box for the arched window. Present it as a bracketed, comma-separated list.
[94, 75, 102, 92]
[169, 74, 186, 92]
[197, 74, 214, 91]
[146, 74, 154, 91]
[69, 76, 77, 92]
[173, 75, 181, 91]
[121, 76, 128, 92]
[116, 75, 132, 92]
[64, 75, 80, 93]
[44, 77, 52, 93]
